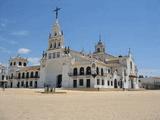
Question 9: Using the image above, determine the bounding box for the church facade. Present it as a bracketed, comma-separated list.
[38, 10, 139, 89]
[3, 9, 139, 89]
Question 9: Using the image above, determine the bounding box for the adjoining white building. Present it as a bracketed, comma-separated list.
[0, 64, 7, 88]
[6, 8, 139, 89]
[140, 77, 160, 89]
[7, 56, 40, 88]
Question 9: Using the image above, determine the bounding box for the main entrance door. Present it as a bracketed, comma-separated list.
[73, 80, 77, 88]
[57, 74, 62, 88]
[114, 79, 118, 88]
[131, 79, 134, 89]
[86, 79, 90, 88]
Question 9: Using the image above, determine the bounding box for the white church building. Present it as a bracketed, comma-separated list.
[3, 8, 139, 89]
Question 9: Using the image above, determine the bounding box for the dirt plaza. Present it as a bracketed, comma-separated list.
[0, 89, 160, 120]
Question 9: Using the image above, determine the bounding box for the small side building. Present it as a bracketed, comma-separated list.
[140, 77, 160, 89]
[7, 56, 40, 88]
[0, 64, 7, 87]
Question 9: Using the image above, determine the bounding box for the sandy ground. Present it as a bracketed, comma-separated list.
[0, 89, 160, 120]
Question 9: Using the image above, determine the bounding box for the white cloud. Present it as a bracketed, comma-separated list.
[0, 46, 11, 54]
[18, 48, 31, 54]
[28, 57, 40, 66]
[139, 68, 160, 77]
[11, 30, 29, 36]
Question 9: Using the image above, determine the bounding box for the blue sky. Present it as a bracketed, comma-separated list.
[0, 0, 160, 76]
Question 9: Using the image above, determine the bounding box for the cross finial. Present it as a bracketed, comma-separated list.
[99, 33, 102, 42]
[54, 7, 61, 19]
[128, 48, 131, 56]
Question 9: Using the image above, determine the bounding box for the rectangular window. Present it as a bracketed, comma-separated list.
[108, 69, 111, 73]
[97, 79, 100, 85]
[79, 79, 83, 86]
[108, 80, 110, 86]
[2, 75, 4, 80]
[30, 81, 32, 87]
[111, 81, 113, 86]
[102, 80, 104, 85]
[57, 52, 60, 58]
[48, 53, 52, 59]
[53, 53, 55, 58]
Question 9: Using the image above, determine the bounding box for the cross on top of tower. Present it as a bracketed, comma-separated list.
[54, 7, 61, 19]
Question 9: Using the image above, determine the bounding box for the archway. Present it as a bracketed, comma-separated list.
[57, 74, 62, 88]
[114, 79, 118, 88]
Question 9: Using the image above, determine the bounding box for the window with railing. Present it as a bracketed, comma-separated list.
[101, 68, 104, 76]
[73, 68, 78, 76]
[86, 67, 91, 75]
[22, 72, 25, 79]
[96, 67, 99, 75]
[30, 72, 34, 78]
[35, 71, 39, 78]
[26, 72, 29, 78]
[80, 67, 84, 75]
[18, 73, 21, 79]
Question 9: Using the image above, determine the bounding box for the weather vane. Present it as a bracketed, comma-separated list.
[54, 7, 61, 19]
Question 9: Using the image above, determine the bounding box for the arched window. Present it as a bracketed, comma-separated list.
[14, 62, 16, 66]
[19, 62, 22, 66]
[96, 67, 99, 75]
[50, 43, 52, 48]
[130, 61, 133, 70]
[86, 66, 91, 75]
[80, 67, 84, 75]
[73, 68, 77, 76]
[101, 68, 104, 76]
[23, 63, 26, 66]
[26, 72, 29, 78]
[35, 71, 39, 78]
[18, 73, 21, 79]
[58, 42, 61, 47]
[10, 62, 12, 66]
[11, 73, 13, 79]
[22, 72, 25, 79]
[30, 72, 34, 78]
[97, 48, 100, 52]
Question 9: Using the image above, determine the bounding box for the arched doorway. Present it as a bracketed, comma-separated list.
[57, 74, 62, 88]
[114, 79, 118, 88]
[119, 80, 123, 88]
[10, 82, 13, 88]
[131, 79, 134, 89]
[17, 82, 20, 88]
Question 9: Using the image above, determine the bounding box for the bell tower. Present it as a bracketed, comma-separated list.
[95, 34, 106, 53]
[48, 7, 64, 50]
